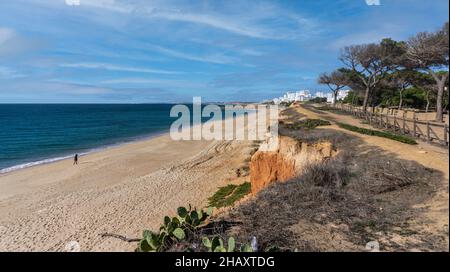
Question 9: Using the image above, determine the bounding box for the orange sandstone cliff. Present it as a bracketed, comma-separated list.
[250, 136, 336, 195]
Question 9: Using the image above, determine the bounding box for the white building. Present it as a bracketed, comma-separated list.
[273, 90, 312, 104]
[327, 89, 350, 104]
[314, 92, 327, 98]
[272, 89, 352, 105]
[295, 90, 311, 101]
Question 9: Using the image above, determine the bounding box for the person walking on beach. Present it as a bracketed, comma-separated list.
[73, 154, 78, 165]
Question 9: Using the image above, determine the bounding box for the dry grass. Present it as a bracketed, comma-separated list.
[168, 107, 446, 252]
[315, 105, 350, 115]
[220, 134, 445, 252]
[279, 109, 348, 145]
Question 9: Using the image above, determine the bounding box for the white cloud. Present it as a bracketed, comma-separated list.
[60, 62, 182, 74]
[147, 44, 237, 64]
[187, 37, 266, 56]
[65, 0, 80, 6]
[72, 0, 269, 38]
[0, 80, 111, 95]
[239, 48, 265, 57]
[100, 77, 206, 89]
[0, 66, 24, 79]
[72, 1, 271, 38]
[51, 0, 315, 40]
[147, 8, 316, 40]
[365, 0, 381, 6]
[331, 31, 389, 49]
[147, 10, 269, 39]
[57, 83, 110, 94]
[0, 26, 45, 57]
[0, 27, 15, 45]
[61, 0, 131, 12]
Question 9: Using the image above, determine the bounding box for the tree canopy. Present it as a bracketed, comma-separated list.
[320, 22, 449, 121]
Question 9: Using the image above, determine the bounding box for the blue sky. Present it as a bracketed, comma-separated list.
[0, 0, 448, 103]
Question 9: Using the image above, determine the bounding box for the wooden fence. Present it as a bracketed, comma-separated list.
[333, 104, 449, 147]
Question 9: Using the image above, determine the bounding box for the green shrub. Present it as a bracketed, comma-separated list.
[137, 206, 213, 252]
[280, 101, 293, 107]
[208, 182, 251, 208]
[286, 119, 331, 130]
[315, 105, 348, 114]
[336, 122, 417, 145]
[307, 97, 327, 103]
[202, 236, 253, 252]
[208, 184, 236, 206]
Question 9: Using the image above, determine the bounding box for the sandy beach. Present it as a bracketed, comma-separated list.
[0, 132, 254, 252]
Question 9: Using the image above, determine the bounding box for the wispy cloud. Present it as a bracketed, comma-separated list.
[329, 20, 413, 50]
[0, 0, 448, 103]
[88, 1, 266, 37]
[0, 27, 15, 45]
[147, 44, 237, 64]
[2, 80, 110, 95]
[0, 26, 46, 58]
[66, 0, 134, 13]
[331, 31, 388, 49]
[143, 3, 318, 40]
[57, 0, 316, 40]
[60, 62, 182, 75]
[365, 0, 381, 6]
[100, 77, 207, 89]
[0, 78, 190, 103]
[146, 10, 270, 39]
[0, 66, 24, 79]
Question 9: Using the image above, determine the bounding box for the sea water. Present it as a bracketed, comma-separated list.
[0, 104, 177, 173]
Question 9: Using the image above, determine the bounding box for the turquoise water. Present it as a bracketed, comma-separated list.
[0, 104, 180, 173]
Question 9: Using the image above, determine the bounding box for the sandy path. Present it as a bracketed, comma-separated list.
[296, 104, 449, 249]
[0, 133, 253, 252]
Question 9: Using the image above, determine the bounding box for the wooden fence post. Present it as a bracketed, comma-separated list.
[402, 112, 406, 133]
[334, 104, 447, 147]
[445, 124, 448, 146]
[393, 115, 397, 132]
[379, 113, 382, 127]
[385, 114, 389, 129]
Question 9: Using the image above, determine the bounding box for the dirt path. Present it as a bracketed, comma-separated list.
[294, 104, 449, 250]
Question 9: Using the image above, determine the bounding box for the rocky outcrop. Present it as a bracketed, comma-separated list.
[250, 136, 336, 195]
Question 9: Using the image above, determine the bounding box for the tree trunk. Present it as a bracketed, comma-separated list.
[429, 70, 448, 122]
[425, 90, 430, 113]
[333, 90, 338, 106]
[398, 89, 403, 110]
[435, 80, 445, 122]
[362, 86, 370, 112]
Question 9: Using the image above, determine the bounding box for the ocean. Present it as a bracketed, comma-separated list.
[0, 104, 180, 173]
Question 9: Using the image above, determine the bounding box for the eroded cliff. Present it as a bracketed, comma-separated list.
[250, 136, 336, 195]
